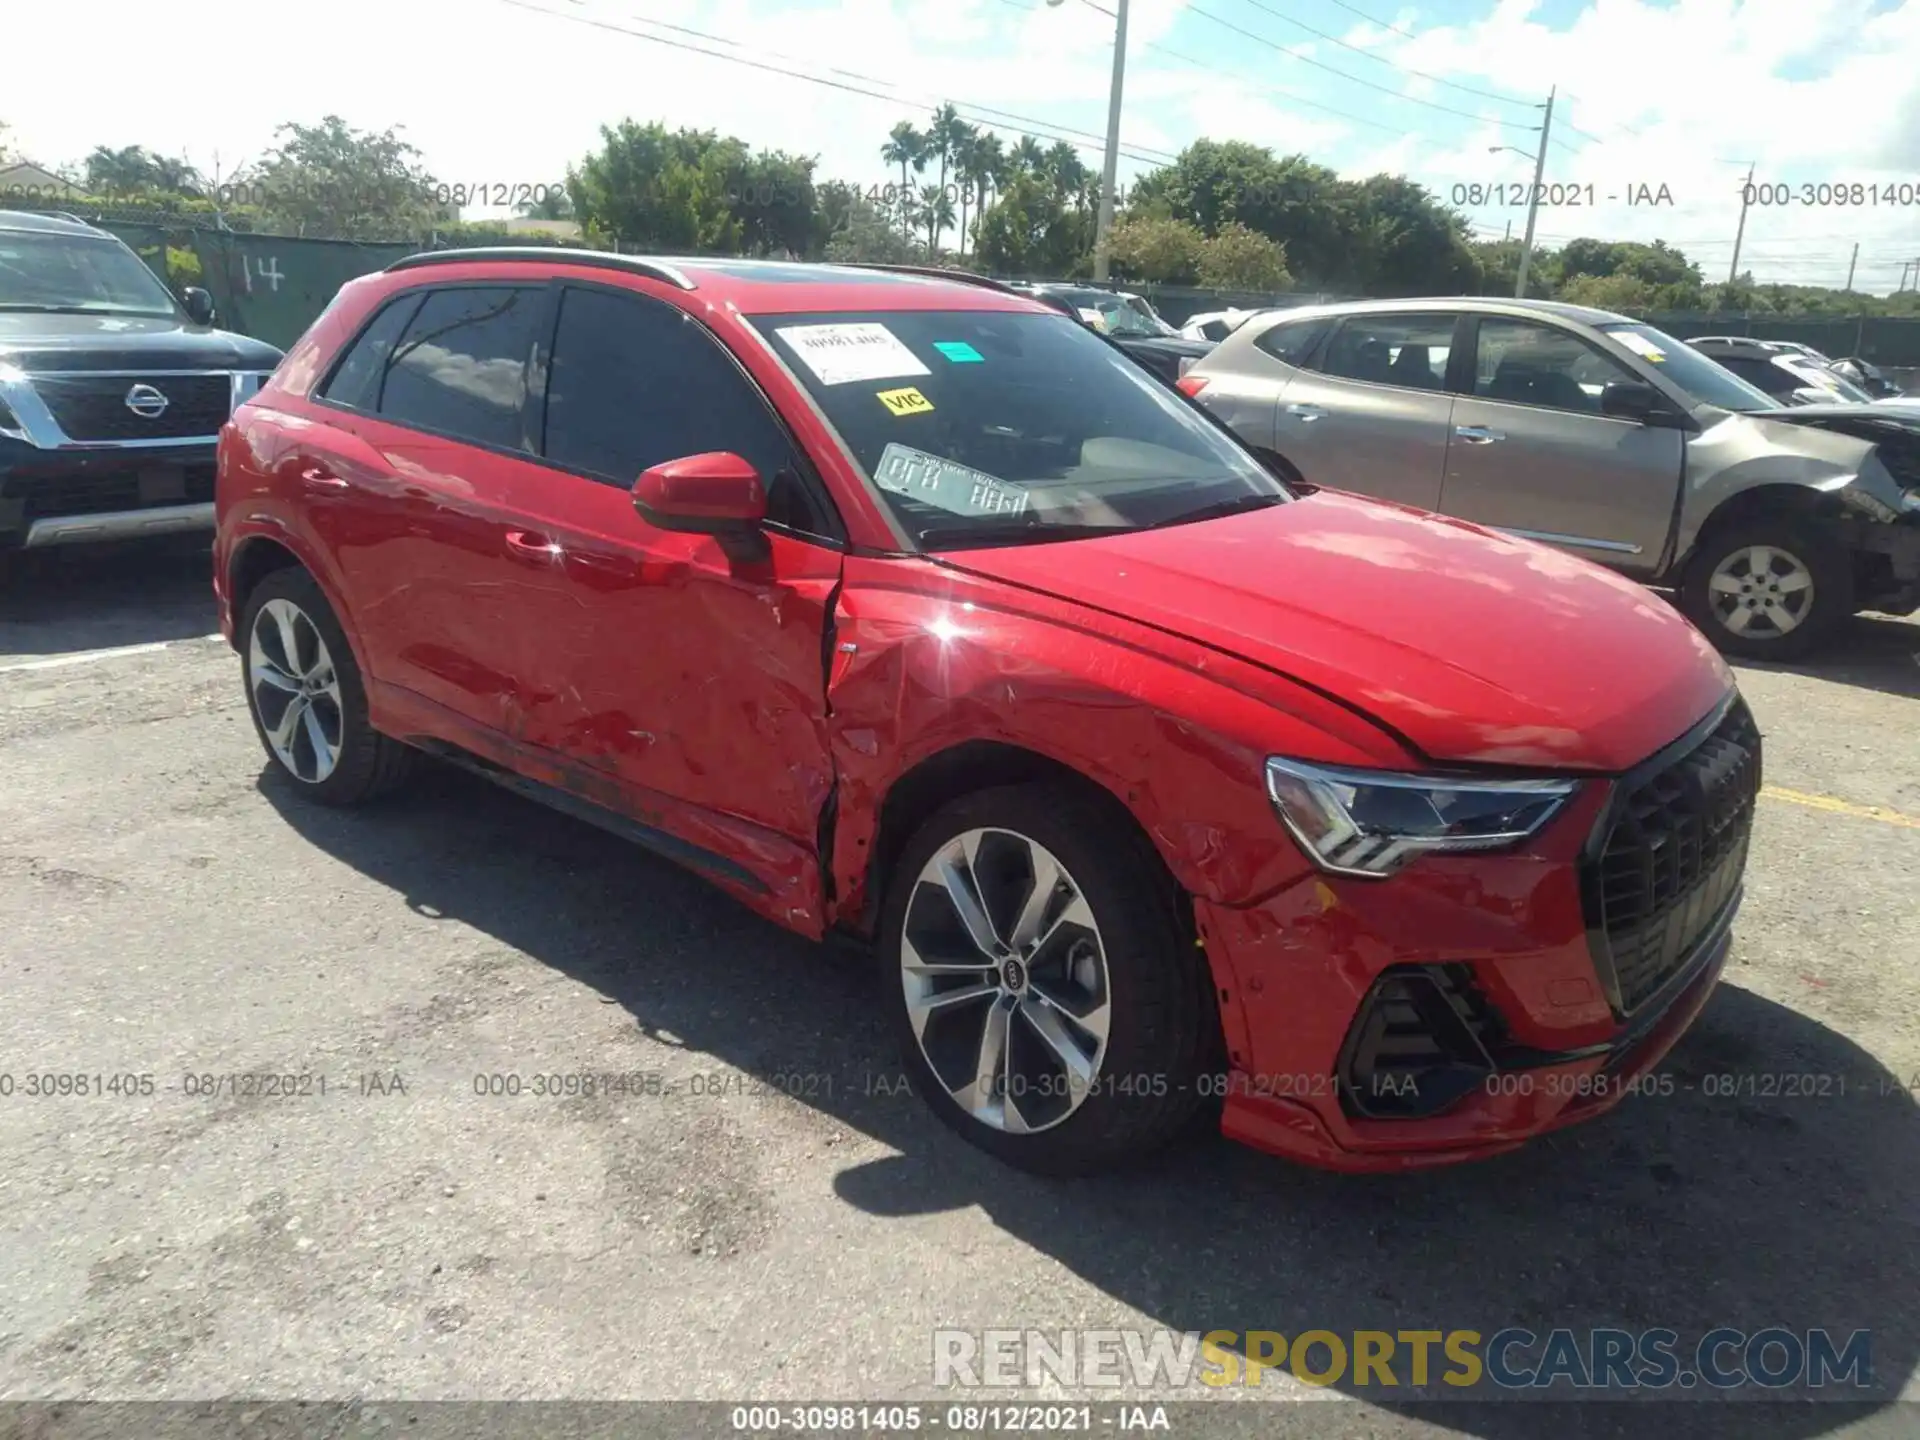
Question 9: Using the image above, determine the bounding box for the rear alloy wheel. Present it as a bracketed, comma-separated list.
[880, 784, 1212, 1174]
[240, 567, 415, 805]
[1681, 519, 1852, 661]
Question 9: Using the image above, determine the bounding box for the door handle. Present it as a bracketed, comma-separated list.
[299, 465, 349, 491]
[1284, 403, 1328, 422]
[1454, 425, 1507, 443]
[504, 530, 562, 562]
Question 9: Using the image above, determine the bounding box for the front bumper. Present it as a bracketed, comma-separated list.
[1198, 696, 1757, 1173]
[0, 437, 217, 548]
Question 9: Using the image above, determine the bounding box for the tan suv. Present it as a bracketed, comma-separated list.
[1178, 297, 1920, 659]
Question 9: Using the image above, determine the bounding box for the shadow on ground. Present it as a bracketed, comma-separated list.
[267, 761, 1918, 1436]
[0, 537, 216, 658]
[1740, 613, 1920, 701]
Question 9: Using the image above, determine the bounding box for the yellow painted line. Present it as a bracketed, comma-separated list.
[1761, 785, 1920, 831]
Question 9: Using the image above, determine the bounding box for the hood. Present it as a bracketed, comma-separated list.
[1117, 335, 1216, 360]
[0, 311, 283, 372]
[945, 490, 1732, 772]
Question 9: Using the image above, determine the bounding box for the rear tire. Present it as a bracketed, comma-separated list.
[878, 782, 1212, 1175]
[240, 567, 415, 805]
[1680, 517, 1853, 661]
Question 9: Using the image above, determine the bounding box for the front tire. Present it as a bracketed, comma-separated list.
[1680, 517, 1853, 660]
[240, 567, 415, 805]
[878, 783, 1212, 1175]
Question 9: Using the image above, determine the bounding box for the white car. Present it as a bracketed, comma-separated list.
[1180, 308, 1267, 342]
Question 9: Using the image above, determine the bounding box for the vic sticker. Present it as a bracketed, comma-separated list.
[876, 386, 934, 416]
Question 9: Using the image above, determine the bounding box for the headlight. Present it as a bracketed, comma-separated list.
[1265, 756, 1579, 878]
[1902, 486, 1920, 514]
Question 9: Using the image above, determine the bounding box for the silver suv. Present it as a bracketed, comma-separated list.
[1180, 297, 1920, 659]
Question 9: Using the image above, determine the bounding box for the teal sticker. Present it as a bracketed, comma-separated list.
[933, 341, 984, 363]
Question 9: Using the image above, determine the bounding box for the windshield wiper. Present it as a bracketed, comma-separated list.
[1147, 492, 1288, 529]
[916, 519, 1134, 551]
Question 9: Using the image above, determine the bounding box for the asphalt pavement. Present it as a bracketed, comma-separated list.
[0, 540, 1915, 1439]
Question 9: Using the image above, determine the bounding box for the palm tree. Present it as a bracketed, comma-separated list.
[967, 131, 1013, 257]
[920, 183, 957, 255]
[880, 122, 926, 239]
[924, 104, 967, 249]
[1011, 136, 1047, 176]
[950, 125, 981, 258]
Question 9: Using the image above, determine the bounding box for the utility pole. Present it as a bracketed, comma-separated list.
[1092, 0, 1129, 282]
[1727, 163, 1755, 285]
[1845, 241, 1858, 292]
[1514, 87, 1554, 299]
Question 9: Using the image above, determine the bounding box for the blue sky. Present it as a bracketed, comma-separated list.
[10, 0, 1920, 291]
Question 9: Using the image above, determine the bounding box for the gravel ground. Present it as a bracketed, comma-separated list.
[0, 541, 1914, 1440]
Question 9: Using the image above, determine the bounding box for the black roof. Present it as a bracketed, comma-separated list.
[0, 209, 108, 237]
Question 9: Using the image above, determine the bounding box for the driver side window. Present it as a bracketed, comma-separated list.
[1473, 318, 1638, 415]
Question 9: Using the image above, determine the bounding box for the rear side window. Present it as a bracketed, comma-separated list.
[318, 293, 422, 412]
[1253, 316, 1330, 366]
[541, 285, 831, 534]
[379, 287, 543, 450]
[1316, 314, 1455, 389]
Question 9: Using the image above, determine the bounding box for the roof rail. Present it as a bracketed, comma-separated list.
[831, 262, 1027, 295]
[384, 247, 696, 291]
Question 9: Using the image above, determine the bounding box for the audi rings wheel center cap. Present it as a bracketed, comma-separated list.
[1001, 958, 1028, 993]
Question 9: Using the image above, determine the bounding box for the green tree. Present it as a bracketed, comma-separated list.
[1337, 175, 1476, 295]
[822, 188, 926, 264]
[571, 120, 743, 251]
[1107, 214, 1205, 283]
[950, 123, 982, 257]
[963, 131, 1007, 258]
[517, 186, 575, 221]
[974, 170, 1090, 276]
[880, 121, 927, 240]
[248, 116, 440, 240]
[1010, 136, 1047, 177]
[83, 146, 204, 197]
[1197, 222, 1291, 290]
[726, 147, 820, 257]
[1556, 272, 1656, 312]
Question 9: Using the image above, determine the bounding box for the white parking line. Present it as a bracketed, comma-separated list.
[0, 635, 223, 674]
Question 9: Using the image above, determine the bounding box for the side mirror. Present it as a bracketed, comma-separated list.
[633, 452, 768, 555]
[181, 287, 216, 326]
[1787, 386, 1838, 407]
[1599, 379, 1660, 421]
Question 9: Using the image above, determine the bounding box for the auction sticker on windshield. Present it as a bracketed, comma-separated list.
[775, 323, 932, 385]
[876, 386, 934, 416]
[1615, 331, 1668, 362]
[873, 443, 1030, 517]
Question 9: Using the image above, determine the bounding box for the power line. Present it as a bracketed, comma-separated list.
[496, 0, 1183, 168]
[1178, 0, 1545, 131]
[626, 6, 1184, 163]
[1225, 0, 1539, 109]
[1051, 0, 1416, 137]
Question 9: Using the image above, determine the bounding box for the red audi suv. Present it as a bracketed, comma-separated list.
[215, 251, 1759, 1174]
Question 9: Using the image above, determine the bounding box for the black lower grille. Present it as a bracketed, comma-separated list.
[6, 464, 215, 519]
[1338, 964, 1505, 1119]
[1585, 699, 1761, 1015]
[34, 374, 233, 441]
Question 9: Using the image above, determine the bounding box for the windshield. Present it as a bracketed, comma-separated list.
[1598, 323, 1777, 412]
[0, 232, 180, 316]
[1043, 288, 1171, 339]
[752, 309, 1284, 550]
[1783, 358, 1873, 403]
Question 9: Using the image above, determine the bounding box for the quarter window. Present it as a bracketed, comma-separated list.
[1317, 315, 1454, 389]
[318, 293, 422, 412]
[378, 287, 542, 450]
[1472, 318, 1636, 415]
[1253, 315, 1331, 366]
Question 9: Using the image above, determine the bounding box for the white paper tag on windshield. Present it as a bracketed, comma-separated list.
[775, 323, 932, 385]
[1615, 331, 1667, 361]
[873, 443, 1030, 517]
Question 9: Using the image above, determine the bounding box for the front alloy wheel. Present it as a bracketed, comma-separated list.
[899, 828, 1112, 1135]
[880, 783, 1214, 1174]
[249, 597, 345, 784]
